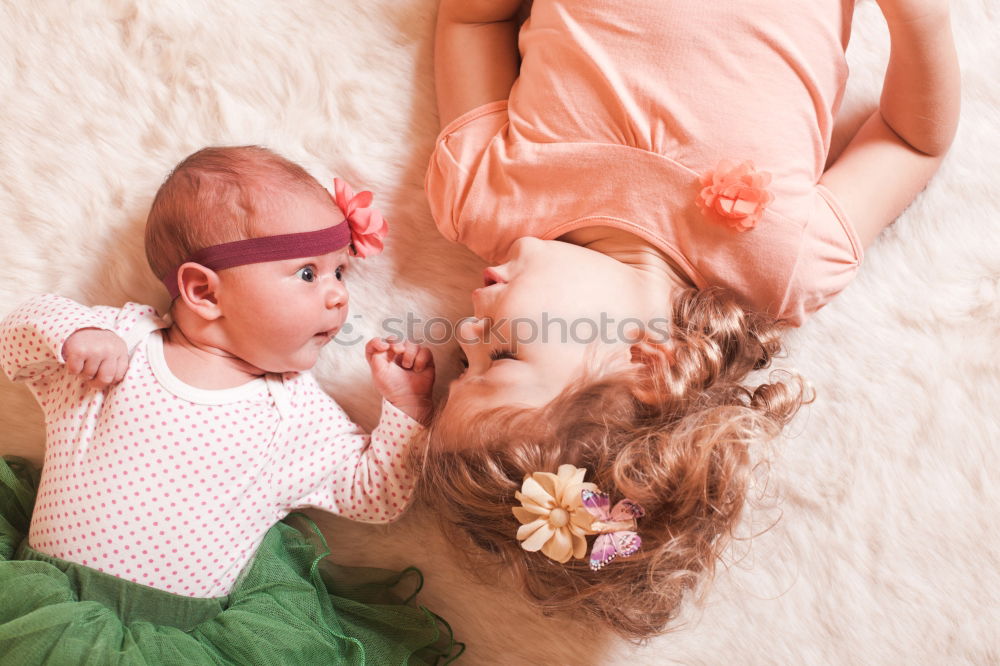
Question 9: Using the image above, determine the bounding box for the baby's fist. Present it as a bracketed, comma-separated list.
[62, 328, 129, 390]
[365, 337, 435, 424]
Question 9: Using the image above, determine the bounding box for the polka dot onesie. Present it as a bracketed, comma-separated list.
[0, 294, 422, 598]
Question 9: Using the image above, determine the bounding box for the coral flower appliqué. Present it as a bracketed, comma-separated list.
[697, 160, 774, 231]
[512, 464, 598, 563]
[332, 177, 389, 258]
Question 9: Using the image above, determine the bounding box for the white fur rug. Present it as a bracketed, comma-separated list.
[1, 1, 997, 663]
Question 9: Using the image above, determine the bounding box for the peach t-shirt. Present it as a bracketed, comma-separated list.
[426, 0, 863, 325]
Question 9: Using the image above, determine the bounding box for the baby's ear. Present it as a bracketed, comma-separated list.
[628, 333, 675, 406]
[176, 262, 222, 321]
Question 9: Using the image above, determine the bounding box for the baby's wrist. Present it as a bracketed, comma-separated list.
[385, 395, 434, 426]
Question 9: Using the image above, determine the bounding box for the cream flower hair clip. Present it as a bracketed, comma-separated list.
[512, 464, 598, 563]
[513, 465, 646, 569]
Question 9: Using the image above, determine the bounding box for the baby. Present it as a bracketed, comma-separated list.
[0, 146, 457, 663]
[421, 0, 960, 639]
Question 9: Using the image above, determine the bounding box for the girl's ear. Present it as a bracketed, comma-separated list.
[629, 335, 675, 406]
[176, 262, 223, 321]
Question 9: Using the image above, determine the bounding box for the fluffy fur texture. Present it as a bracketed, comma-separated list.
[0, 1, 996, 663]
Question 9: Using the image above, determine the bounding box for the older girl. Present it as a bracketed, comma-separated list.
[422, 0, 959, 639]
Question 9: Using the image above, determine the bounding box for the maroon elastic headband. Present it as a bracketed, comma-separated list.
[162, 221, 351, 300]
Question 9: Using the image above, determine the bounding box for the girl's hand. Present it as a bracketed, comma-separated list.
[62, 328, 129, 390]
[365, 337, 436, 425]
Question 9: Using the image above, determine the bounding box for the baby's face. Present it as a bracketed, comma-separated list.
[442, 237, 660, 432]
[215, 191, 351, 373]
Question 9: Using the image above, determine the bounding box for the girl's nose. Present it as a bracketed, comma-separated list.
[457, 317, 485, 342]
[456, 319, 488, 371]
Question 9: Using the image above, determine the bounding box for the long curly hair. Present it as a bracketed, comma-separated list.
[420, 286, 811, 640]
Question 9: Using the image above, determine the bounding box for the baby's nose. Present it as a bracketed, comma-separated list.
[325, 281, 348, 309]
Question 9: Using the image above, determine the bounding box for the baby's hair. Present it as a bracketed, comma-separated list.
[421, 286, 810, 640]
[144, 145, 330, 281]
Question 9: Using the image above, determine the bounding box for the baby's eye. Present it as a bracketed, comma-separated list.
[296, 266, 316, 283]
[458, 354, 469, 369]
[489, 349, 518, 361]
[335, 265, 345, 281]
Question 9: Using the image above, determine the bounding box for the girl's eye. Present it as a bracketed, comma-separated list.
[458, 354, 469, 369]
[489, 349, 517, 361]
[335, 266, 345, 281]
[296, 266, 316, 282]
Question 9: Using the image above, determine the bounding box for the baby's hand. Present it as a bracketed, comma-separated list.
[365, 337, 435, 425]
[62, 328, 130, 390]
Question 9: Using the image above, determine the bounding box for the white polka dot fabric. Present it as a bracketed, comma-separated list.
[1, 294, 422, 597]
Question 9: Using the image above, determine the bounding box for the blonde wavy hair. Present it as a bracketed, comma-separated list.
[421, 286, 811, 640]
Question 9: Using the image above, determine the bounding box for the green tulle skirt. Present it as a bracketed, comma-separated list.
[0, 457, 462, 665]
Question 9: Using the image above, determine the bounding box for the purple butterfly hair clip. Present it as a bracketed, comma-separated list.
[581, 489, 645, 571]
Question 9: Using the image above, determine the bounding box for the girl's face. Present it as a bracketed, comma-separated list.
[215, 191, 351, 374]
[443, 237, 669, 426]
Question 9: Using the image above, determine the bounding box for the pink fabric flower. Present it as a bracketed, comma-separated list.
[333, 177, 389, 258]
[697, 160, 774, 232]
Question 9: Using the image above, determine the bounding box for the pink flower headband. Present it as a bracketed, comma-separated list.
[332, 177, 389, 259]
[512, 464, 645, 571]
[161, 177, 389, 300]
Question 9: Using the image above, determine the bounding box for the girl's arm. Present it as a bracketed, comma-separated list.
[819, 0, 960, 249]
[434, 0, 524, 127]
